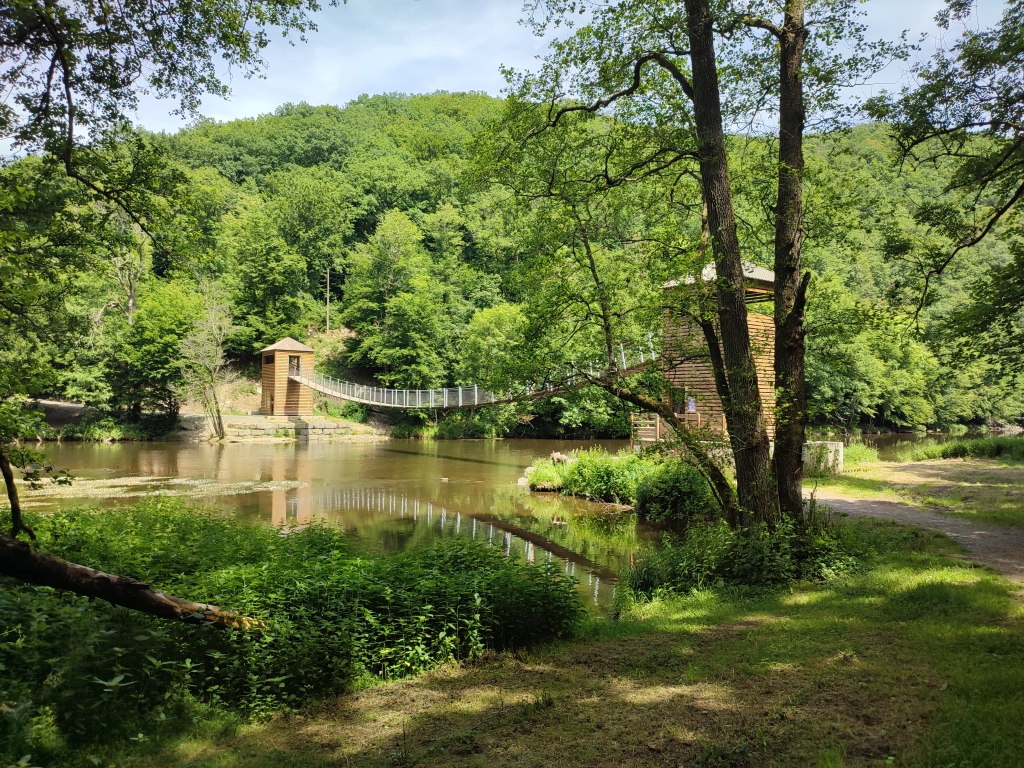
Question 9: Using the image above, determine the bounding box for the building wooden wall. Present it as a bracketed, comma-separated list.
[662, 310, 775, 438]
[260, 350, 315, 416]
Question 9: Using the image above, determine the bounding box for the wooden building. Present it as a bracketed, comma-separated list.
[259, 338, 315, 416]
[660, 263, 776, 438]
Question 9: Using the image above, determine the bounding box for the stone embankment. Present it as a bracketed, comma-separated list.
[223, 419, 352, 439]
[178, 414, 387, 442]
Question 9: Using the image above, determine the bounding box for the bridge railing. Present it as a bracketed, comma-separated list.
[290, 369, 501, 409]
[287, 335, 661, 409]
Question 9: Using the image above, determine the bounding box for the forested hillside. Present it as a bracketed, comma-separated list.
[3, 93, 1020, 436]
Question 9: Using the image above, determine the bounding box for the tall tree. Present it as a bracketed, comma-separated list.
[867, 0, 1023, 312]
[504, 0, 897, 522]
[0, 0, 323, 207]
[0, 0, 322, 624]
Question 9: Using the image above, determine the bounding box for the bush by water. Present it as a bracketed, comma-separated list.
[898, 435, 1024, 463]
[621, 500, 885, 604]
[528, 449, 719, 524]
[634, 461, 718, 523]
[0, 500, 582, 762]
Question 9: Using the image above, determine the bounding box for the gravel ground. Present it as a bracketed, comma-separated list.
[810, 491, 1024, 581]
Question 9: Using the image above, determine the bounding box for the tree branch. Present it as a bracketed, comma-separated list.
[0, 537, 262, 630]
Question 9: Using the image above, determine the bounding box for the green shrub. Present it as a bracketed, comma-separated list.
[525, 459, 564, 490]
[900, 435, 1024, 463]
[559, 448, 660, 504]
[844, 441, 879, 466]
[316, 398, 369, 423]
[390, 421, 439, 439]
[0, 500, 582, 760]
[58, 411, 172, 441]
[634, 461, 717, 522]
[622, 507, 868, 602]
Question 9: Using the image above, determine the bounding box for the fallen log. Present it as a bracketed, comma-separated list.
[0, 536, 262, 631]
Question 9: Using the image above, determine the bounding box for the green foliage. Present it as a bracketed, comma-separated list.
[634, 461, 718, 523]
[622, 509, 883, 602]
[525, 459, 564, 491]
[560, 449, 661, 504]
[0, 500, 582, 761]
[843, 441, 879, 466]
[527, 448, 667, 505]
[457, 304, 527, 391]
[340, 208, 500, 389]
[105, 280, 203, 418]
[801, 126, 1024, 428]
[5, 91, 1023, 438]
[224, 199, 315, 352]
[316, 398, 369, 423]
[58, 412, 151, 442]
[898, 435, 1024, 463]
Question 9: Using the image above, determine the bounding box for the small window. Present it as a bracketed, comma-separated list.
[264, 355, 274, 365]
[687, 397, 697, 413]
[288, 355, 301, 373]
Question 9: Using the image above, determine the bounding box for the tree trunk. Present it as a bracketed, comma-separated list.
[0, 454, 257, 630]
[207, 385, 226, 439]
[684, 0, 779, 526]
[0, 451, 34, 540]
[773, 0, 811, 520]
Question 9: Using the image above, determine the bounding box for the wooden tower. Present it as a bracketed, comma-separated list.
[259, 338, 315, 416]
[661, 263, 776, 438]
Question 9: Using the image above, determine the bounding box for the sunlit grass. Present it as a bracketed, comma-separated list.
[99, 519, 1024, 767]
[815, 459, 1024, 528]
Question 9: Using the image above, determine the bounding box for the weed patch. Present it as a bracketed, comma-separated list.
[899, 435, 1024, 463]
[0, 500, 582, 763]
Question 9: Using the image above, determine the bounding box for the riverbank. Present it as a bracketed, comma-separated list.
[1, 501, 583, 765]
[30, 400, 388, 443]
[64, 518, 1024, 767]
[180, 414, 388, 443]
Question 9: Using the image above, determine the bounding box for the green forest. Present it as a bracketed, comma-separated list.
[3, 0, 1024, 765]
[3, 95, 1020, 438]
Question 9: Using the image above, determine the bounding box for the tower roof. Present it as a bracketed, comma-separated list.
[260, 337, 314, 353]
[662, 261, 774, 302]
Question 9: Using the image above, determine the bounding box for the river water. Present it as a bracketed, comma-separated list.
[32, 439, 657, 610]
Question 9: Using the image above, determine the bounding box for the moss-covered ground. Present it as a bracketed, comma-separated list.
[105, 520, 1023, 768]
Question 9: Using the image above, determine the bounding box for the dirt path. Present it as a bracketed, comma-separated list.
[809, 490, 1024, 581]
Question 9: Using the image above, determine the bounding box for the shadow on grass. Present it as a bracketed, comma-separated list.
[139, 538, 1024, 768]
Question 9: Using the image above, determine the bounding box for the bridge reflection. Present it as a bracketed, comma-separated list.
[268, 483, 615, 606]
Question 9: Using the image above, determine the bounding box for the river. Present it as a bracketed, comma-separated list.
[30, 439, 660, 610]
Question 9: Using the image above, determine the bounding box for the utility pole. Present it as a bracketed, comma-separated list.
[326, 266, 330, 333]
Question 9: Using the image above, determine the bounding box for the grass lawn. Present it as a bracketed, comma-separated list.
[110, 521, 1023, 768]
[813, 459, 1024, 528]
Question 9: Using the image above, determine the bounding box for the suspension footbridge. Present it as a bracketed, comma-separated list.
[284, 338, 659, 410]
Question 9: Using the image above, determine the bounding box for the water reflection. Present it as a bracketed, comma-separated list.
[38, 439, 651, 610]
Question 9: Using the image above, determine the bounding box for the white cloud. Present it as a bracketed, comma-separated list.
[131, 0, 1009, 133]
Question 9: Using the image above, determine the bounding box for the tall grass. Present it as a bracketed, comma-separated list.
[844, 441, 879, 466]
[620, 497, 894, 604]
[898, 435, 1024, 463]
[527, 448, 663, 504]
[0, 500, 582, 762]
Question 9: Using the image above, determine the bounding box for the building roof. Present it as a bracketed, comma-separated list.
[260, 337, 315, 353]
[662, 261, 775, 290]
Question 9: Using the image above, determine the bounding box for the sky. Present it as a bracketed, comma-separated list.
[132, 0, 1007, 134]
